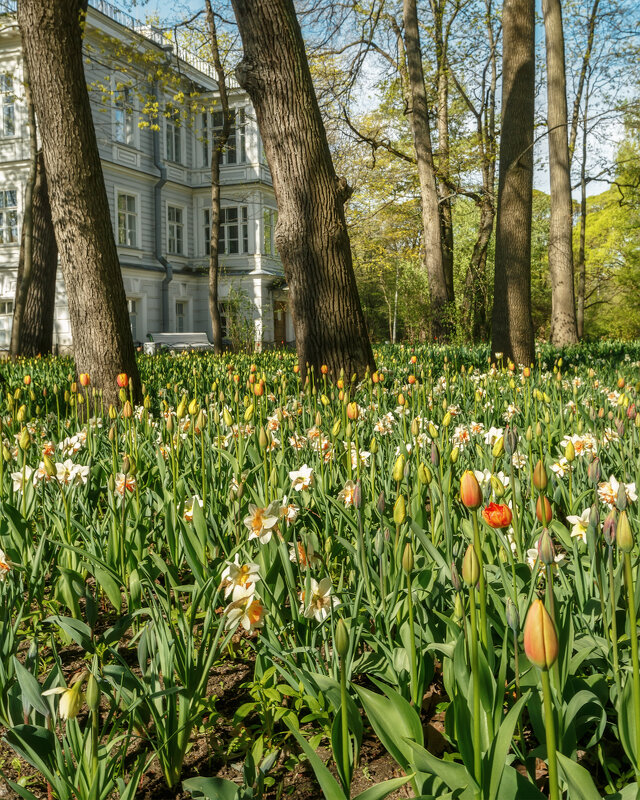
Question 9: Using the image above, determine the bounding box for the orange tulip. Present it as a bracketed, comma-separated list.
[79, 373, 90, 387]
[116, 373, 128, 388]
[536, 495, 553, 525]
[523, 598, 558, 669]
[460, 471, 483, 510]
[482, 502, 512, 529]
[321, 364, 328, 375]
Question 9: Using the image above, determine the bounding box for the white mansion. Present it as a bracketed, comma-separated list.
[0, 0, 293, 350]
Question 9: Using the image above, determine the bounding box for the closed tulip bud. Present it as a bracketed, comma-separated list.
[453, 593, 465, 623]
[258, 426, 268, 450]
[628, 404, 637, 421]
[533, 459, 548, 490]
[536, 421, 542, 438]
[188, 399, 199, 416]
[450, 445, 459, 464]
[269, 466, 278, 490]
[442, 411, 452, 428]
[402, 542, 414, 574]
[144, 395, 151, 410]
[315, 411, 322, 427]
[320, 394, 330, 406]
[19, 428, 31, 451]
[122, 401, 133, 419]
[374, 529, 385, 557]
[86, 673, 100, 713]
[417, 462, 432, 485]
[410, 417, 419, 437]
[376, 491, 385, 515]
[616, 482, 628, 512]
[108, 404, 116, 420]
[122, 456, 130, 474]
[244, 403, 255, 422]
[430, 441, 440, 467]
[428, 422, 438, 439]
[536, 495, 553, 525]
[526, 425, 533, 442]
[353, 481, 362, 509]
[618, 509, 633, 552]
[29, 390, 36, 403]
[2, 445, 11, 462]
[345, 421, 352, 439]
[176, 398, 187, 419]
[537, 529, 555, 564]
[369, 436, 378, 454]
[523, 599, 559, 670]
[490, 474, 505, 498]
[331, 418, 341, 437]
[116, 373, 129, 389]
[346, 402, 359, 420]
[603, 510, 617, 546]
[398, 393, 405, 406]
[393, 495, 406, 525]
[451, 562, 461, 592]
[564, 440, 575, 463]
[393, 455, 406, 482]
[587, 457, 601, 486]
[462, 544, 480, 586]
[222, 407, 233, 427]
[492, 436, 505, 458]
[460, 470, 483, 510]
[43, 454, 56, 477]
[335, 618, 350, 658]
[16, 404, 27, 423]
[166, 414, 174, 432]
[506, 425, 518, 455]
[506, 597, 520, 633]
[196, 409, 207, 431]
[119, 388, 127, 403]
[79, 373, 90, 387]
[108, 423, 116, 442]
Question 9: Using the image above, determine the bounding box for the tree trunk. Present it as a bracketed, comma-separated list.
[230, 0, 375, 380]
[10, 47, 37, 358]
[402, 0, 450, 340]
[14, 151, 58, 357]
[491, 0, 535, 366]
[463, 196, 494, 339]
[205, 0, 230, 355]
[17, 0, 140, 404]
[543, 0, 578, 346]
[576, 89, 589, 339]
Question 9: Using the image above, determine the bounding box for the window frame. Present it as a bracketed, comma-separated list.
[114, 83, 135, 146]
[165, 103, 182, 164]
[167, 203, 186, 256]
[263, 207, 278, 257]
[115, 189, 140, 249]
[0, 188, 19, 245]
[175, 298, 190, 333]
[0, 73, 15, 138]
[218, 205, 249, 256]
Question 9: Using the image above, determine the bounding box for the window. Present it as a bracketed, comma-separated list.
[0, 299, 13, 316]
[201, 111, 209, 167]
[165, 104, 182, 163]
[203, 208, 210, 256]
[167, 205, 184, 255]
[176, 300, 187, 333]
[219, 301, 228, 338]
[117, 193, 137, 248]
[219, 206, 248, 255]
[211, 108, 246, 165]
[1, 74, 15, 137]
[0, 189, 18, 244]
[127, 298, 138, 341]
[114, 85, 134, 145]
[263, 208, 278, 256]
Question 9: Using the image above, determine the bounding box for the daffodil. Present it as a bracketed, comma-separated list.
[566, 508, 591, 543]
[299, 577, 339, 623]
[220, 555, 260, 600]
[244, 502, 279, 544]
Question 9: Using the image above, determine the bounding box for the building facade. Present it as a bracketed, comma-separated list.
[0, 0, 293, 351]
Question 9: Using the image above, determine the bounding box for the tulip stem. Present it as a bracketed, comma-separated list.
[541, 668, 559, 800]
[468, 588, 482, 793]
[608, 546, 621, 697]
[340, 654, 351, 794]
[472, 510, 488, 649]
[407, 570, 419, 707]
[623, 551, 640, 779]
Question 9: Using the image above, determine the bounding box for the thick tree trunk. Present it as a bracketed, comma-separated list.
[17, 0, 140, 404]
[205, 0, 229, 355]
[402, 0, 450, 340]
[491, 0, 535, 366]
[15, 152, 58, 357]
[576, 91, 589, 339]
[463, 197, 494, 339]
[231, 0, 375, 380]
[10, 49, 37, 358]
[543, 0, 578, 346]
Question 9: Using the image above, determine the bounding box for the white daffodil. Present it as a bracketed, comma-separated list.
[244, 501, 280, 544]
[299, 577, 339, 623]
[289, 464, 314, 491]
[220, 555, 260, 600]
[183, 494, 204, 522]
[224, 584, 266, 631]
[566, 508, 591, 544]
[0, 548, 11, 580]
[598, 475, 637, 508]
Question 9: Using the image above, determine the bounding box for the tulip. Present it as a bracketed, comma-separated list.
[532, 459, 548, 490]
[79, 373, 90, 387]
[460, 471, 483, 510]
[116, 373, 128, 388]
[536, 495, 553, 525]
[523, 599, 558, 670]
[462, 544, 480, 586]
[393, 455, 405, 483]
[618, 509, 633, 553]
[481, 502, 512, 529]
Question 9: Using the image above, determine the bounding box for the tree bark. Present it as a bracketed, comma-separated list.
[17, 0, 140, 404]
[543, 0, 578, 346]
[205, 0, 229, 355]
[576, 89, 590, 339]
[491, 0, 535, 366]
[402, 0, 451, 340]
[230, 0, 375, 380]
[10, 47, 37, 358]
[14, 152, 58, 357]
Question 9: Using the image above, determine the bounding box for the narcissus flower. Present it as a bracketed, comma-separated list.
[225, 585, 265, 632]
[220, 555, 260, 600]
[43, 672, 88, 720]
[0, 548, 11, 580]
[566, 508, 590, 543]
[244, 502, 279, 544]
[289, 464, 314, 491]
[481, 502, 512, 529]
[460, 470, 483, 510]
[299, 577, 339, 622]
[523, 599, 559, 670]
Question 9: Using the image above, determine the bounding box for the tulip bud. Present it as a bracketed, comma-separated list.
[244, 403, 255, 422]
[450, 562, 461, 592]
[616, 482, 628, 512]
[537, 529, 555, 565]
[428, 422, 438, 440]
[564, 440, 575, 463]
[315, 411, 322, 427]
[410, 417, 419, 437]
[618, 509, 633, 552]
[376, 491, 385, 515]
[258, 426, 268, 450]
[43, 454, 56, 477]
[417, 462, 432, 485]
[587, 457, 601, 486]
[462, 544, 480, 586]
[79, 373, 90, 388]
[526, 425, 533, 442]
[393, 455, 406, 483]
[430, 441, 440, 468]
[331, 419, 341, 437]
[16, 404, 27, 423]
[450, 445, 459, 464]
[116, 373, 129, 389]
[490, 474, 505, 499]
[506, 597, 520, 633]
[453, 593, 465, 623]
[536, 495, 553, 525]
[196, 409, 207, 431]
[2, 445, 11, 462]
[492, 436, 505, 458]
[345, 421, 352, 439]
[506, 425, 518, 456]
[532, 459, 548, 490]
[335, 618, 349, 659]
[523, 598, 559, 670]
[19, 428, 30, 451]
[369, 436, 378, 454]
[442, 411, 452, 428]
[353, 481, 362, 510]
[393, 495, 406, 525]
[188, 399, 199, 416]
[346, 402, 359, 421]
[402, 542, 414, 574]
[460, 470, 483, 510]
[603, 510, 617, 546]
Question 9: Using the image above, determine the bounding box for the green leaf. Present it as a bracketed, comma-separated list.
[487, 692, 529, 800]
[556, 751, 602, 800]
[404, 740, 475, 795]
[12, 657, 50, 718]
[353, 774, 414, 800]
[285, 722, 346, 800]
[617, 673, 638, 771]
[182, 776, 240, 800]
[45, 615, 93, 651]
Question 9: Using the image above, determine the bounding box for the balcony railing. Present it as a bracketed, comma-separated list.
[0, 0, 235, 86]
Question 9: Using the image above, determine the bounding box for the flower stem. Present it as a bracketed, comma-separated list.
[407, 571, 418, 706]
[541, 668, 559, 800]
[472, 510, 488, 648]
[340, 654, 351, 795]
[468, 587, 482, 794]
[623, 551, 640, 779]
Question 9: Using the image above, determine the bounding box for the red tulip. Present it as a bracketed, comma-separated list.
[116, 373, 129, 389]
[482, 502, 513, 529]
